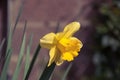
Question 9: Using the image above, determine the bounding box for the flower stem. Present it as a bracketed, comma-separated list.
[25, 44, 41, 80]
[39, 62, 56, 80]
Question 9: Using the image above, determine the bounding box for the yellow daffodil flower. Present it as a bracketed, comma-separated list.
[40, 22, 83, 66]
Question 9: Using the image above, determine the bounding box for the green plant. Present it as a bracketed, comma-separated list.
[93, 0, 120, 80]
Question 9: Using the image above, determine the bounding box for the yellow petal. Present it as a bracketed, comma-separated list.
[55, 58, 64, 66]
[72, 51, 79, 57]
[57, 37, 83, 53]
[61, 52, 74, 61]
[55, 52, 64, 66]
[48, 46, 57, 66]
[40, 33, 56, 49]
[56, 32, 64, 41]
[78, 40, 83, 49]
[69, 37, 83, 51]
[63, 22, 80, 38]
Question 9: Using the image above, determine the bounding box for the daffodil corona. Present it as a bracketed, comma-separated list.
[40, 22, 83, 66]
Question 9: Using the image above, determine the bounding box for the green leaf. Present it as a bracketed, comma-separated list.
[62, 63, 72, 80]
[24, 44, 41, 80]
[39, 62, 56, 80]
[6, 27, 12, 56]
[0, 38, 5, 54]
[12, 0, 25, 34]
[23, 34, 33, 80]
[0, 27, 12, 80]
[0, 49, 12, 80]
[12, 34, 26, 80]
[0, 0, 25, 79]
[12, 20, 27, 80]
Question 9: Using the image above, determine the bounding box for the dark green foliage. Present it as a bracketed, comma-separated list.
[93, 0, 120, 80]
[39, 63, 56, 80]
[25, 45, 41, 80]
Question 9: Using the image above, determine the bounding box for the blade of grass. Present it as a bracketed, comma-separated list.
[2, 2, 26, 77]
[12, 34, 26, 80]
[0, 49, 12, 80]
[62, 63, 72, 80]
[23, 34, 33, 80]
[12, 21, 27, 80]
[39, 62, 56, 80]
[12, 0, 25, 34]
[24, 44, 41, 80]
[5, 0, 24, 59]
[6, 0, 24, 56]
[6, 27, 12, 56]
[0, 38, 5, 52]
[1, 0, 25, 79]
[0, 38, 5, 57]
[0, 27, 12, 80]
[0, 38, 6, 67]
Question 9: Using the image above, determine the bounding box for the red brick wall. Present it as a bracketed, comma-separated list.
[8, 0, 95, 80]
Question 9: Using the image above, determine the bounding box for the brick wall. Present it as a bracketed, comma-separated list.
[8, 0, 95, 80]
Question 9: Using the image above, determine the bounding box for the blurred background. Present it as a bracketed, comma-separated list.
[0, 0, 120, 80]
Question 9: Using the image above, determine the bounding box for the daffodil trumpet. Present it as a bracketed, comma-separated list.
[40, 22, 83, 67]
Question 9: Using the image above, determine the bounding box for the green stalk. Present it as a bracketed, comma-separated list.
[24, 44, 41, 80]
[39, 62, 56, 80]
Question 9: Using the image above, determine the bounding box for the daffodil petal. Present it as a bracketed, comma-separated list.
[56, 32, 64, 41]
[48, 46, 57, 66]
[69, 37, 83, 50]
[72, 51, 78, 57]
[61, 52, 74, 61]
[40, 33, 55, 49]
[55, 51, 64, 65]
[56, 59, 64, 66]
[63, 22, 80, 38]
